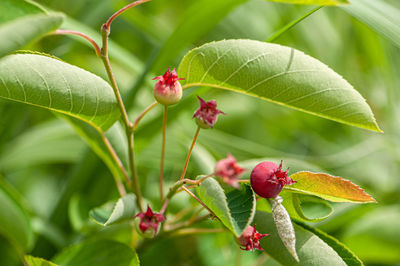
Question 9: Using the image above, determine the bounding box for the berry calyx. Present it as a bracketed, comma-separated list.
[134, 205, 165, 237]
[193, 96, 225, 129]
[237, 225, 269, 251]
[215, 153, 246, 189]
[250, 161, 295, 198]
[153, 68, 184, 106]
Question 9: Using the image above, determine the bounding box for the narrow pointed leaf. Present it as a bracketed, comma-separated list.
[285, 171, 376, 203]
[342, 0, 400, 49]
[196, 178, 256, 236]
[0, 180, 33, 251]
[0, 13, 64, 58]
[178, 39, 381, 132]
[264, 0, 348, 5]
[0, 53, 120, 130]
[89, 194, 136, 226]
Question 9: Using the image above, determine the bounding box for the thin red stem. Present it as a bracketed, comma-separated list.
[159, 105, 168, 200]
[54, 30, 101, 57]
[182, 186, 215, 216]
[179, 126, 201, 181]
[104, 0, 151, 31]
[133, 101, 158, 131]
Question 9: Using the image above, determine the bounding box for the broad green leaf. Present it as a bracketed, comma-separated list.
[280, 191, 333, 222]
[196, 178, 255, 236]
[285, 171, 376, 203]
[53, 240, 139, 266]
[0, 53, 120, 130]
[0, 13, 64, 59]
[0, 120, 85, 171]
[298, 222, 363, 266]
[25, 255, 58, 266]
[62, 116, 128, 181]
[89, 194, 136, 226]
[343, 0, 400, 49]
[264, 0, 348, 5]
[0, 0, 45, 24]
[178, 39, 381, 132]
[254, 211, 347, 265]
[0, 180, 33, 251]
[342, 206, 400, 264]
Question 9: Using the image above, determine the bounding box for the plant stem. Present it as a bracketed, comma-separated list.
[133, 101, 158, 131]
[104, 0, 151, 31]
[53, 30, 101, 57]
[179, 126, 201, 181]
[266, 6, 323, 42]
[100, 1, 151, 210]
[99, 130, 129, 196]
[171, 228, 227, 236]
[159, 105, 168, 200]
[182, 186, 215, 216]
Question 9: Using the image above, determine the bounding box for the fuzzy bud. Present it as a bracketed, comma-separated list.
[153, 68, 183, 106]
[250, 161, 295, 198]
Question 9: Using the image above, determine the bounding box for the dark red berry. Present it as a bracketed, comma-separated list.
[250, 161, 295, 198]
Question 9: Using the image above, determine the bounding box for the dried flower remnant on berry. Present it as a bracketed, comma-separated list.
[193, 96, 225, 129]
[153, 68, 184, 106]
[238, 225, 269, 251]
[215, 153, 246, 189]
[135, 205, 165, 236]
[250, 161, 296, 198]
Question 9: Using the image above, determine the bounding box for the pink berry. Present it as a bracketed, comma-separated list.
[215, 153, 246, 189]
[153, 68, 184, 106]
[250, 161, 295, 198]
[135, 205, 165, 237]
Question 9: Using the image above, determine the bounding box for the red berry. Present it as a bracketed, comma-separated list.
[250, 161, 295, 198]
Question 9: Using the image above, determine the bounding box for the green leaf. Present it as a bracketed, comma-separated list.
[0, 0, 45, 24]
[0, 13, 64, 59]
[342, 206, 400, 264]
[280, 191, 333, 222]
[62, 116, 128, 181]
[0, 120, 85, 171]
[53, 240, 139, 266]
[178, 39, 381, 132]
[25, 255, 58, 266]
[297, 222, 363, 266]
[342, 0, 400, 49]
[254, 211, 348, 265]
[196, 178, 255, 236]
[89, 194, 136, 226]
[0, 53, 120, 130]
[285, 171, 376, 203]
[0, 180, 33, 251]
[264, 0, 348, 5]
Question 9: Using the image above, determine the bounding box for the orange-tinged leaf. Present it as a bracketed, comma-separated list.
[283, 171, 376, 203]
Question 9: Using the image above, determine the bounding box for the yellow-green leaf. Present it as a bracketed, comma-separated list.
[285, 171, 376, 203]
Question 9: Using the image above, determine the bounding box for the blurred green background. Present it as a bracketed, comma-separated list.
[1, 0, 400, 265]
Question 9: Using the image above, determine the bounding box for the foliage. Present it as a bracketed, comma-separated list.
[0, 0, 399, 265]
